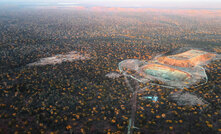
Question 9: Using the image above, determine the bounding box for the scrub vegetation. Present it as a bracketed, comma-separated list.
[0, 8, 221, 134]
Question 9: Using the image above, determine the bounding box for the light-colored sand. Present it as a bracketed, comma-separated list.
[28, 51, 91, 66]
[170, 91, 207, 106]
[105, 72, 121, 79]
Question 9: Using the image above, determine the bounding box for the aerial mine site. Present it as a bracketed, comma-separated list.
[0, 1, 221, 134]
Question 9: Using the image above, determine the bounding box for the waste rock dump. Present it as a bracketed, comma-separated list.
[119, 49, 220, 89]
[156, 49, 216, 67]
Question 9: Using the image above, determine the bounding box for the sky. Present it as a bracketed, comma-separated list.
[1, 0, 221, 9]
